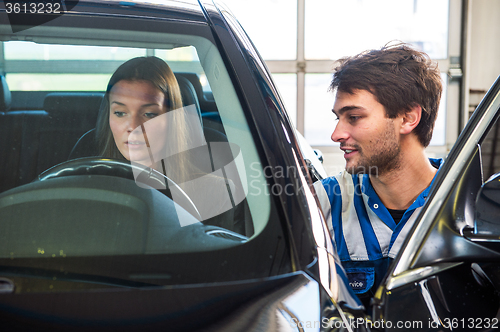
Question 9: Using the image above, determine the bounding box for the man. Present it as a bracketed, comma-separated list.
[313, 43, 443, 305]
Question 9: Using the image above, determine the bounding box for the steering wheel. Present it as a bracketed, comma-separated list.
[38, 157, 202, 220]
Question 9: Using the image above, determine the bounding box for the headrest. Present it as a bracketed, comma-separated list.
[175, 75, 202, 126]
[43, 93, 104, 124]
[0, 75, 12, 112]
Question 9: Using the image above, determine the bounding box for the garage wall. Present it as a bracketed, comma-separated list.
[469, 0, 500, 92]
[468, 0, 500, 179]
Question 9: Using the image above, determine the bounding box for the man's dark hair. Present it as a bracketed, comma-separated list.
[329, 42, 442, 147]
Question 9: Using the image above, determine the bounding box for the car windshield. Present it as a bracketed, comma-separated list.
[0, 4, 287, 291]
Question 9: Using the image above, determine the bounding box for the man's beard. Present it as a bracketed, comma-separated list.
[346, 121, 401, 176]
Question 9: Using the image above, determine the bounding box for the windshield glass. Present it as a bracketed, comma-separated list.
[0, 10, 282, 291]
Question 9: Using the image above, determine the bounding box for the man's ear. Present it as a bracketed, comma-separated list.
[400, 104, 421, 135]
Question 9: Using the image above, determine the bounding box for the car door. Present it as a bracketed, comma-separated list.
[372, 76, 500, 331]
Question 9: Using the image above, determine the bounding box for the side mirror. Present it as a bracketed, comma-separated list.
[475, 172, 500, 237]
[304, 159, 323, 182]
[313, 149, 324, 164]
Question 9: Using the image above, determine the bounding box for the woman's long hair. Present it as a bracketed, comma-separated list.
[96, 56, 190, 183]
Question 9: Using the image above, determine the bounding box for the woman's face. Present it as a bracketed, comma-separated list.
[109, 79, 168, 165]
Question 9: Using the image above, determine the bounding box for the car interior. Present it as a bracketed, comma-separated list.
[0, 25, 276, 262]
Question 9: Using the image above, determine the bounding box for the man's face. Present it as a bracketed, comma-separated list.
[331, 89, 401, 175]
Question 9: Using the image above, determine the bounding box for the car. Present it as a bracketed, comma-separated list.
[0, 1, 361, 331]
[1, 1, 500, 331]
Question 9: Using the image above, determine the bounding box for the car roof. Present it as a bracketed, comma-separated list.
[80, 0, 203, 9]
[78, 0, 206, 16]
[13, 0, 210, 26]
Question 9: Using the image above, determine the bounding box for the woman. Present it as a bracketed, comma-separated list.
[95, 56, 247, 234]
[96, 56, 190, 184]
